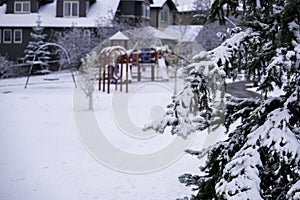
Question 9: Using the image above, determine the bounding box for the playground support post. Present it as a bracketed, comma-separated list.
[151, 64, 155, 81]
[136, 53, 141, 82]
[126, 56, 129, 93]
[120, 63, 123, 92]
[98, 53, 103, 91]
[102, 64, 106, 92]
[107, 54, 111, 94]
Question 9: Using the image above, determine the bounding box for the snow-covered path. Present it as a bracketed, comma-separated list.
[0, 74, 215, 200]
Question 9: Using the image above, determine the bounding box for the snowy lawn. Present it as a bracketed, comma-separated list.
[0, 72, 221, 200]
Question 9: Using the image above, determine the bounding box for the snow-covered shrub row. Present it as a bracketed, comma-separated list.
[0, 55, 14, 78]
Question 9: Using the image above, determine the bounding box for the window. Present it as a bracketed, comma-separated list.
[86, 1, 90, 15]
[143, 4, 150, 18]
[14, 1, 30, 13]
[0, 29, 1, 44]
[161, 11, 168, 22]
[3, 29, 12, 43]
[14, 29, 22, 43]
[64, 1, 79, 17]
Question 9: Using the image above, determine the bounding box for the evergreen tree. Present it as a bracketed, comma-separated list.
[145, 51, 226, 138]
[153, 0, 300, 199]
[24, 15, 51, 67]
[177, 0, 300, 199]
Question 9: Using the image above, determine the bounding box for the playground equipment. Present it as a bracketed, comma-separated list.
[130, 48, 158, 81]
[24, 43, 77, 89]
[99, 46, 163, 93]
[99, 46, 130, 93]
[97, 41, 189, 94]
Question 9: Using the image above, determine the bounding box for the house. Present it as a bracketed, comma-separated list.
[173, 0, 210, 25]
[174, 0, 245, 51]
[0, 0, 156, 62]
[150, 0, 177, 30]
[115, 0, 153, 26]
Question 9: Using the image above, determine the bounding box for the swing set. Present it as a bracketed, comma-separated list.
[24, 43, 77, 89]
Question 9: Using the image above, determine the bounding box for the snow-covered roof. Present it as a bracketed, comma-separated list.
[124, 26, 178, 40]
[174, 0, 195, 12]
[0, 0, 120, 27]
[151, 0, 167, 8]
[109, 31, 129, 41]
[163, 25, 203, 42]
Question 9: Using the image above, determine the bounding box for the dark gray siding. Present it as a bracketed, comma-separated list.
[150, 8, 159, 28]
[0, 28, 31, 61]
[0, 27, 54, 61]
[6, 0, 39, 13]
[118, 1, 147, 17]
[5, 0, 13, 13]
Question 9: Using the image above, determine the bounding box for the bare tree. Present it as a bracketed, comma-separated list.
[192, 0, 211, 11]
[54, 26, 98, 68]
[78, 51, 99, 110]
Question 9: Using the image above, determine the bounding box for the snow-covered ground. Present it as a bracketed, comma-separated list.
[0, 71, 224, 200]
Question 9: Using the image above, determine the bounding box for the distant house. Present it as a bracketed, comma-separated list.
[0, 0, 156, 62]
[115, 0, 153, 25]
[173, 0, 209, 25]
[150, 0, 177, 30]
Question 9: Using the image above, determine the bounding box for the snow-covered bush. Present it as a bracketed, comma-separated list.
[145, 51, 226, 138]
[0, 55, 13, 78]
[54, 27, 96, 68]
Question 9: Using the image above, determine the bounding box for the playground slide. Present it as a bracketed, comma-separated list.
[157, 57, 169, 81]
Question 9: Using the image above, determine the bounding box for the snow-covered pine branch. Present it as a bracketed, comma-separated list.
[144, 51, 226, 138]
[24, 16, 51, 67]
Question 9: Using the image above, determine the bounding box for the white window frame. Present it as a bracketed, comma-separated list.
[86, 1, 90, 15]
[14, 29, 22, 44]
[3, 29, 12, 44]
[63, 1, 79, 17]
[143, 4, 150, 18]
[14, 1, 31, 13]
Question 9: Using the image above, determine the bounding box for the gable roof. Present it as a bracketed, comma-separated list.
[109, 31, 129, 40]
[151, 0, 177, 10]
[151, 0, 167, 7]
[0, 0, 120, 27]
